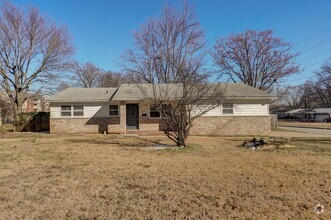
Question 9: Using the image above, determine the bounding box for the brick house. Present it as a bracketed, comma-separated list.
[47, 83, 274, 135]
[22, 94, 49, 113]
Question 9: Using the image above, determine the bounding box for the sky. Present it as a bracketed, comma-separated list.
[11, 0, 331, 85]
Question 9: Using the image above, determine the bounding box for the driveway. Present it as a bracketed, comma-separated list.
[279, 126, 331, 136]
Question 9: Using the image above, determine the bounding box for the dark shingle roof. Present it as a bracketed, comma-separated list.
[47, 83, 274, 102]
[112, 83, 274, 100]
[47, 87, 118, 102]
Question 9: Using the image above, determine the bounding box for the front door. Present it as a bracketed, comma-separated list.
[126, 104, 139, 130]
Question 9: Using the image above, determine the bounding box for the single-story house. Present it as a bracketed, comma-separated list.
[309, 108, 331, 122]
[47, 83, 275, 135]
[284, 108, 331, 122]
[284, 109, 309, 120]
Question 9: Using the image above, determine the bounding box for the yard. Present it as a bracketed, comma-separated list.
[0, 132, 330, 219]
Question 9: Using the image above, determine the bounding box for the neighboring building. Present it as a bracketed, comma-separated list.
[0, 91, 49, 113]
[284, 108, 331, 122]
[47, 83, 275, 136]
[284, 109, 309, 119]
[22, 95, 49, 113]
[0, 91, 49, 123]
[309, 108, 331, 122]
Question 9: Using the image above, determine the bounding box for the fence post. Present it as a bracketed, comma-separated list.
[271, 114, 278, 128]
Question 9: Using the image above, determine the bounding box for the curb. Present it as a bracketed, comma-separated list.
[279, 125, 331, 130]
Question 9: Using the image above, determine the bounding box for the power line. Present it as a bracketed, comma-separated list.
[298, 49, 331, 63]
[293, 25, 331, 45]
[302, 60, 325, 69]
[291, 14, 329, 35]
[299, 37, 331, 54]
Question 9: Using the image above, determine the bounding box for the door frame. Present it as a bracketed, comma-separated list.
[126, 104, 139, 130]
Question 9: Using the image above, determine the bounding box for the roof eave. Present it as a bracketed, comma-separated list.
[47, 99, 112, 103]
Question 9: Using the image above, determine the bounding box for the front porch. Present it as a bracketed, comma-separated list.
[114, 101, 165, 134]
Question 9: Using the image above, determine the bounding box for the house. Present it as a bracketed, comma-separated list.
[284, 109, 309, 120]
[284, 108, 331, 122]
[309, 108, 331, 122]
[47, 83, 275, 135]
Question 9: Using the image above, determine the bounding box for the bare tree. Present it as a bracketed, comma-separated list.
[283, 85, 306, 109]
[72, 62, 102, 88]
[56, 81, 71, 92]
[212, 30, 299, 92]
[123, 3, 225, 147]
[73, 63, 127, 88]
[311, 58, 331, 108]
[0, 1, 74, 129]
[98, 71, 123, 87]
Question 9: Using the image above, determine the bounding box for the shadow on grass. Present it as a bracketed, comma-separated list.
[66, 139, 121, 145]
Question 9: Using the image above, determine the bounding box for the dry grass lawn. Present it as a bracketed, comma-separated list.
[0, 132, 330, 219]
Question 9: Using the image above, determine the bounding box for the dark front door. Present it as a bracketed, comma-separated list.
[126, 104, 139, 130]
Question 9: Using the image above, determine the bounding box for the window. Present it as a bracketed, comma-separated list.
[61, 105, 71, 117]
[161, 104, 172, 117]
[109, 105, 119, 116]
[61, 105, 84, 117]
[73, 105, 84, 116]
[222, 102, 233, 114]
[150, 105, 161, 118]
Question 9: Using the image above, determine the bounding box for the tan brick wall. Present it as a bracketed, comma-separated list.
[119, 102, 126, 134]
[50, 117, 120, 134]
[139, 116, 165, 131]
[190, 116, 271, 136]
[138, 102, 165, 131]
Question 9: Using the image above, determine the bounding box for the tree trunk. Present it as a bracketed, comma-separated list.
[176, 130, 186, 147]
[13, 95, 24, 132]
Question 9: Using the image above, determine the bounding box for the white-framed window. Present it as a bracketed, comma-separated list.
[61, 105, 84, 117]
[109, 105, 119, 116]
[61, 105, 72, 117]
[222, 102, 234, 114]
[150, 105, 161, 118]
[73, 105, 84, 116]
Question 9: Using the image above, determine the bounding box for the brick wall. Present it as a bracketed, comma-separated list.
[50, 111, 271, 136]
[138, 103, 166, 131]
[119, 102, 126, 134]
[50, 117, 120, 134]
[190, 116, 271, 136]
[139, 116, 165, 131]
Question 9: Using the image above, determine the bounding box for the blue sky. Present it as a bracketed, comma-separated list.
[12, 0, 331, 85]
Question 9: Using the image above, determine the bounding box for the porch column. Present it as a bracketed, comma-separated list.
[120, 101, 126, 134]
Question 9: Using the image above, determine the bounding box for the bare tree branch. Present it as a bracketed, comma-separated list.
[0, 1, 74, 130]
[212, 30, 299, 92]
[122, 2, 225, 147]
